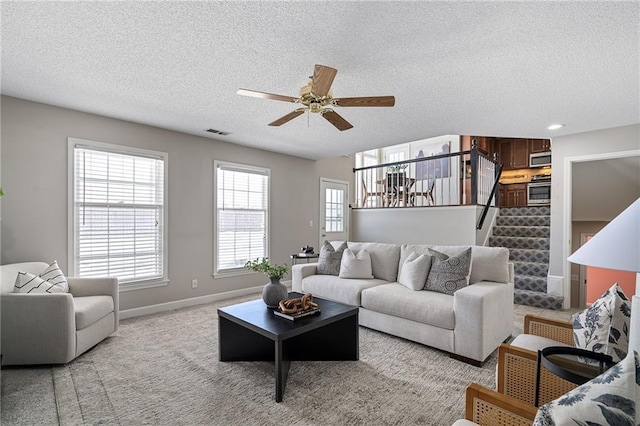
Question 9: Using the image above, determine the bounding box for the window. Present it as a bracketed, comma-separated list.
[69, 138, 167, 289]
[214, 161, 269, 276]
[324, 188, 344, 232]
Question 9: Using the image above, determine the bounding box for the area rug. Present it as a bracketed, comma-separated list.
[1, 295, 499, 425]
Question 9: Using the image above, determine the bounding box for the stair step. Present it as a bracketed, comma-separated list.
[499, 206, 551, 217]
[514, 275, 548, 292]
[514, 262, 549, 278]
[493, 226, 550, 238]
[489, 236, 550, 250]
[496, 215, 551, 227]
[514, 289, 564, 310]
[509, 248, 550, 263]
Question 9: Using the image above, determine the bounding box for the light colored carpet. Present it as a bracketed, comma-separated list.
[2, 295, 504, 425]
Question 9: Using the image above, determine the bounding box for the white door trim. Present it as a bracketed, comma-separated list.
[562, 148, 640, 309]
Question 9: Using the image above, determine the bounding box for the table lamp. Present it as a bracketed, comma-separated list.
[567, 197, 640, 355]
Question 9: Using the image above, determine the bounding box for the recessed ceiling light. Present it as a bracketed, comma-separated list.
[546, 123, 565, 130]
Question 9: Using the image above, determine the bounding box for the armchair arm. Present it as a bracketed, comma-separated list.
[68, 277, 119, 332]
[464, 383, 537, 425]
[524, 314, 574, 346]
[1, 293, 75, 365]
[291, 263, 318, 292]
[454, 281, 514, 363]
[497, 343, 577, 406]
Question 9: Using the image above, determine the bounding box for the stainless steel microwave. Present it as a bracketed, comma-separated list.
[530, 152, 552, 168]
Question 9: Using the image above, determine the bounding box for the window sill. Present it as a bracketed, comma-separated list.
[119, 279, 169, 292]
[212, 270, 255, 280]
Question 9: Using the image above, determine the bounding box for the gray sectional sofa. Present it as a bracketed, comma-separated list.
[292, 241, 514, 365]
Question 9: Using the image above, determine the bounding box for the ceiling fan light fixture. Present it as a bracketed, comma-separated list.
[237, 64, 395, 131]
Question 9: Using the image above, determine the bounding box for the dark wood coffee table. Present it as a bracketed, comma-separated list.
[218, 292, 359, 402]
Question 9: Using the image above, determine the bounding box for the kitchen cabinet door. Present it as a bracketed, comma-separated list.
[530, 139, 551, 153]
[511, 139, 529, 169]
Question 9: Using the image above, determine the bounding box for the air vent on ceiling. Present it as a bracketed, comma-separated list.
[205, 128, 232, 136]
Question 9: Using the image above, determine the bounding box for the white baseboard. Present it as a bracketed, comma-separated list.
[547, 275, 563, 295]
[120, 280, 292, 319]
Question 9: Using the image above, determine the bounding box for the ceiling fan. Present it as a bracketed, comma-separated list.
[237, 64, 395, 131]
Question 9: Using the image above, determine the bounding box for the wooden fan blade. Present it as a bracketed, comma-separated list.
[237, 89, 297, 103]
[321, 109, 353, 131]
[311, 64, 337, 97]
[333, 96, 395, 107]
[268, 109, 306, 126]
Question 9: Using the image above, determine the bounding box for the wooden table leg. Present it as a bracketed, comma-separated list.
[275, 340, 290, 403]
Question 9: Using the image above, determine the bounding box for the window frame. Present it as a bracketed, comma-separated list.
[67, 138, 169, 291]
[213, 160, 271, 278]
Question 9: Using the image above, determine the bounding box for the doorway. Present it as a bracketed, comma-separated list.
[319, 178, 349, 246]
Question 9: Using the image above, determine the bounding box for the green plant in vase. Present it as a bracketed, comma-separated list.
[245, 257, 289, 308]
[244, 257, 289, 279]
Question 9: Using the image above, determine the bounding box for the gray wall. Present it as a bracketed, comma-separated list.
[0, 96, 347, 310]
[548, 124, 640, 305]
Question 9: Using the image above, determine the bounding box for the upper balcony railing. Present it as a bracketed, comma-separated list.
[354, 139, 501, 213]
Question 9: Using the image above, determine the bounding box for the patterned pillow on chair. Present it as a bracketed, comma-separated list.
[533, 350, 639, 426]
[572, 283, 631, 364]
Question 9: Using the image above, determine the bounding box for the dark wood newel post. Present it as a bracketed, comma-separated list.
[470, 138, 478, 205]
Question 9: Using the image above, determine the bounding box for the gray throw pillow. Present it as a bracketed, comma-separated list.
[317, 240, 348, 276]
[424, 247, 472, 295]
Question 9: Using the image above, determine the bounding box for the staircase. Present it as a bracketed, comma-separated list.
[489, 206, 564, 310]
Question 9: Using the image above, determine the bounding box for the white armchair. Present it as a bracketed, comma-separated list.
[1, 262, 119, 365]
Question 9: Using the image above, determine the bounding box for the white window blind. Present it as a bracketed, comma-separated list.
[215, 162, 269, 274]
[72, 142, 166, 284]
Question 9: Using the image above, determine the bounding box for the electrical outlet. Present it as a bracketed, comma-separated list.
[191, 279, 198, 289]
[309, 220, 313, 227]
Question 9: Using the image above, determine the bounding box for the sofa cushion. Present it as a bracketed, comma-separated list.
[400, 245, 510, 285]
[300, 275, 386, 306]
[73, 295, 115, 330]
[424, 248, 472, 295]
[572, 283, 631, 364]
[339, 249, 373, 279]
[361, 283, 455, 330]
[398, 252, 432, 291]
[317, 240, 348, 276]
[347, 242, 400, 282]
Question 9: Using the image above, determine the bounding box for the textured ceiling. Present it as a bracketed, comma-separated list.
[2, 1, 638, 160]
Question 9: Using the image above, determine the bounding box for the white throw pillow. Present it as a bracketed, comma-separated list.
[14, 260, 69, 294]
[339, 249, 374, 279]
[398, 252, 432, 291]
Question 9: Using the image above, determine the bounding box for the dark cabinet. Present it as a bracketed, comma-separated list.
[497, 138, 529, 170]
[499, 183, 527, 207]
[529, 139, 551, 153]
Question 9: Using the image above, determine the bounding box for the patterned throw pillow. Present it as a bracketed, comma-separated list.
[533, 350, 639, 426]
[398, 252, 432, 291]
[424, 247, 472, 295]
[14, 260, 69, 294]
[339, 248, 374, 279]
[572, 283, 631, 364]
[317, 241, 348, 276]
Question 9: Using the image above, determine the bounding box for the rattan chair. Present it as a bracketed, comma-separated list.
[451, 383, 538, 426]
[497, 314, 578, 406]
